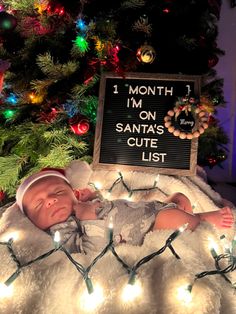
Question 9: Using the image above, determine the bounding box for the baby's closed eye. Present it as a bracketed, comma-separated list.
[34, 200, 43, 211]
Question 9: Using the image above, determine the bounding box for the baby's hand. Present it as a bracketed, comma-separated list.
[74, 200, 100, 220]
[74, 188, 99, 202]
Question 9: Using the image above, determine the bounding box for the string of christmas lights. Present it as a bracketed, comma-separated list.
[1, 223, 236, 308]
[89, 172, 168, 199]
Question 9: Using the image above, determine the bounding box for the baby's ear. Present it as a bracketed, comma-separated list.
[65, 160, 93, 189]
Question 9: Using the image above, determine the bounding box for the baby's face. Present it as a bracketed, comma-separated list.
[23, 177, 77, 230]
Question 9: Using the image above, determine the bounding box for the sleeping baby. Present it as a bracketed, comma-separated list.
[15, 169, 234, 254]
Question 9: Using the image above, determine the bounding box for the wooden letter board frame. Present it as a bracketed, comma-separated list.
[93, 72, 201, 176]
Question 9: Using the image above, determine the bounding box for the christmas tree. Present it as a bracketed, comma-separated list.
[0, 0, 228, 203]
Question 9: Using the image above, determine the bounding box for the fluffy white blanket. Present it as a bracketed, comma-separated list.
[0, 161, 235, 314]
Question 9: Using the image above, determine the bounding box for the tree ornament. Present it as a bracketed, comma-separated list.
[176, 111, 195, 132]
[70, 117, 90, 135]
[207, 156, 218, 168]
[208, 55, 219, 68]
[0, 189, 5, 202]
[136, 44, 156, 64]
[0, 11, 17, 32]
[164, 96, 210, 139]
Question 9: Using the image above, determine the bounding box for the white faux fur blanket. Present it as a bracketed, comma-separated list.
[0, 161, 235, 314]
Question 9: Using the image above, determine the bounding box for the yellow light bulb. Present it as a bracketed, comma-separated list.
[177, 284, 192, 305]
[121, 280, 142, 303]
[2, 231, 20, 242]
[79, 283, 104, 311]
[0, 283, 13, 298]
[54, 231, 60, 243]
[94, 181, 102, 190]
[208, 237, 219, 257]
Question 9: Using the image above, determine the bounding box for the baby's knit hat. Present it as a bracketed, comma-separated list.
[16, 169, 70, 213]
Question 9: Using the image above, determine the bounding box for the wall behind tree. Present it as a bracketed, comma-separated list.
[205, 0, 236, 182]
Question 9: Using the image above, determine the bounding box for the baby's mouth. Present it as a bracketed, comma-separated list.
[51, 207, 66, 217]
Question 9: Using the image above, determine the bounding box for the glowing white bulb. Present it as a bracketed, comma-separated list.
[208, 237, 218, 252]
[54, 231, 60, 243]
[94, 181, 102, 190]
[2, 231, 19, 242]
[0, 283, 13, 298]
[208, 237, 219, 257]
[121, 280, 142, 303]
[154, 174, 160, 186]
[124, 193, 132, 201]
[108, 216, 113, 229]
[177, 285, 192, 304]
[208, 237, 218, 250]
[179, 223, 189, 233]
[79, 284, 104, 311]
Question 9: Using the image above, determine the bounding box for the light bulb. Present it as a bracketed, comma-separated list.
[154, 174, 160, 186]
[0, 283, 13, 298]
[108, 216, 113, 242]
[79, 283, 104, 311]
[179, 223, 189, 233]
[121, 280, 142, 303]
[208, 237, 218, 258]
[54, 231, 61, 248]
[177, 284, 192, 304]
[2, 231, 19, 242]
[94, 181, 102, 190]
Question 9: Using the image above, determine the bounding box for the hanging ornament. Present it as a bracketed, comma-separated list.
[207, 156, 218, 168]
[70, 117, 90, 135]
[0, 11, 17, 32]
[176, 111, 195, 132]
[164, 96, 210, 139]
[0, 189, 5, 202]
[136, 44, 156, 64]
[208, 55, 219, 68]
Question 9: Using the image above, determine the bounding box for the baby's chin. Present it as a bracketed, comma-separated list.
[47, 208, 73, 228]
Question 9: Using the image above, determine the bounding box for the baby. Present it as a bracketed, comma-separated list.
[16, 170, 234, 254]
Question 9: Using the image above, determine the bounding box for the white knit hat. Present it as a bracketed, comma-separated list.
[16, 170, 70, 213]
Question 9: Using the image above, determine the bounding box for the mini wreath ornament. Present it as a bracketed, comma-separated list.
[164, 95, 212, 139]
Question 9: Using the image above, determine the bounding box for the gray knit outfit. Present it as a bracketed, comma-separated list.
[49, 199, 177, 254]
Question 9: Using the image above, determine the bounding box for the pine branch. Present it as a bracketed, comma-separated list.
[0, 155, 25, 196]
[37, 144, 74, 168]
[30, 78, 55, 96]
[3, 0, 35, 11]
[121, 0, 146, 9]
[71, 75, 99, 98]
[36, 53, 78, 79]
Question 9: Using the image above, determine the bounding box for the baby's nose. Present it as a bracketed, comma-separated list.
[46, 197, 58, 208]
